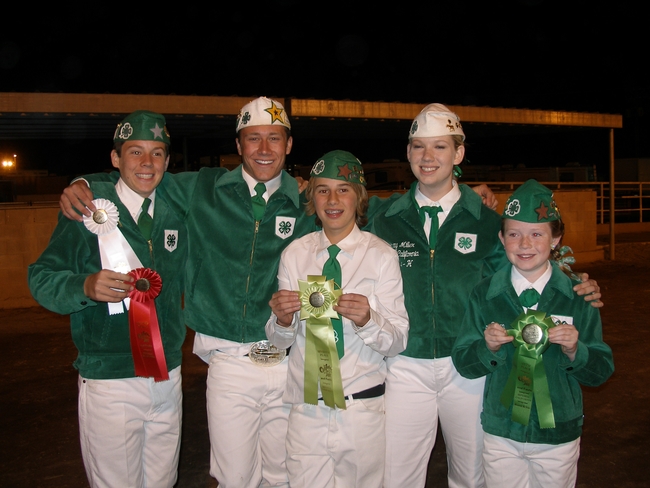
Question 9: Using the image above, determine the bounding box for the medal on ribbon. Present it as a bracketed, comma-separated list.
[83, 198, 119, 235]
[127, 267, 169, 382]
[83, 198, 144, 315]
[298, 275, 346, 409]
[500, 310, 556, 428]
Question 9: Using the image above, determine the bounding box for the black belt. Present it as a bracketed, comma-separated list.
[319, 383, 385, 401]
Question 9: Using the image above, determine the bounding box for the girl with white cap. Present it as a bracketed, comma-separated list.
[367, 104, 602, 487]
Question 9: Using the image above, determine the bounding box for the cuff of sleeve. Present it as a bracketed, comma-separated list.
[68, 275, 97, 309]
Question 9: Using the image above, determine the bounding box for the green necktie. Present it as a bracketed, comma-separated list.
[419, 205, 443, 250]
[138, 198, 153, 240]
[519, 288, 540, 308]
[251, 183, 267, 221]
[322, 245, 344, 359]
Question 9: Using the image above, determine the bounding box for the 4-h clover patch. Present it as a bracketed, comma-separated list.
[165, 230, 178, 252]
[454, 232, 477, 254]
[504, 199, 521, 217]
[275, 216, 295, 240]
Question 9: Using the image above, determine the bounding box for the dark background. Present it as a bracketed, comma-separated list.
[0, 1, 647, 178]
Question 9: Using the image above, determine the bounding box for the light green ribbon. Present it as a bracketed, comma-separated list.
[500, 310, 556, 429]
[298, 275, 345, 409]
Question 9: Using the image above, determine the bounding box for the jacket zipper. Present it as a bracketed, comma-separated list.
[242, 220, 261, 338]
[430, 248, 436, 356]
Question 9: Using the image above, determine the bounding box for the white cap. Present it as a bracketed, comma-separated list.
[409, 103, 465, 141]
[236, 96, 291, 132]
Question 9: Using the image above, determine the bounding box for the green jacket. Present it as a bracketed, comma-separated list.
[451, 264, 614, 444]
[147, 167, 319, 342]
[366, 183, 506, 359]
[28, 182, 188, 379]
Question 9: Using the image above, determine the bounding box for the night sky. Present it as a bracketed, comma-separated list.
[1, 1, 647, 175]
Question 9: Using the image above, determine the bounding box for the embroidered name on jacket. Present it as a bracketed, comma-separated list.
[390, 241, 420, 268]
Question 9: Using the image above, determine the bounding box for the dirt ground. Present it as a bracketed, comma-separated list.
[1, 240, 649, 487]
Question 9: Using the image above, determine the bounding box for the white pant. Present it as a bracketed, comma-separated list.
[384, 355, 485, 488]
[78, 366, 182, 488]
[206, 352, 290, 488]
[286, 397, 385, 488]
[483, 433, 580, 488]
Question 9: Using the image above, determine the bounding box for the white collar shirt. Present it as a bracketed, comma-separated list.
[266, 225, 409, 404]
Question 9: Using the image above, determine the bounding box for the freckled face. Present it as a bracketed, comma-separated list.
[500, 219, 561, 282]
[312, 177, 358, 244]
[407, 135, 464, 201]
[236, 125, 293, 182]
[111, 140, 169, 197]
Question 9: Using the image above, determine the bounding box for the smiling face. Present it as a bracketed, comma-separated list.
[111, 140, 169, 197]
[407, 135, 464, 201]
[499, 219, 561, 282]
[312, 177, 359, 244]
[236, 125, 293, 183]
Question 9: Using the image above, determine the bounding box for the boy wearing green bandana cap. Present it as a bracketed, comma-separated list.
[266, 150, 409, 488]
[28, 110, 188, 488]
[451, 179, 613, 487]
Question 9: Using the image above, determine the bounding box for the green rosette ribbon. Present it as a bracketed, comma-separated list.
[500, 310, 556, 429]
[298, 275, 345, 409]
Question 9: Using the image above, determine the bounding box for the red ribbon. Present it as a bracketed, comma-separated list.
[127, 268, 168, 382]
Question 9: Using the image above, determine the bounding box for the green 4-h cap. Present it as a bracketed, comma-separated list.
[310, 150, 366, 186]
[113, 110, 170, 144]
[502, 179, 561, 222]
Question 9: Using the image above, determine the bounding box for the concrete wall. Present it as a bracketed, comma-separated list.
[0, 204, 59, 309]
[0, 188, 603, 309]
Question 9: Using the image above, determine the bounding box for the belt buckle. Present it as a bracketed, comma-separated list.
[248, 340, 287, 367]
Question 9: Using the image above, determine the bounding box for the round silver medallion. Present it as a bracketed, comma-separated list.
[309, 291, 325, 308]
[521, 323, 543, 344]
[92, 209, 109, 224]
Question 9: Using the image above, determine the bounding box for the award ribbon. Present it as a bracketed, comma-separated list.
[83, 198, 144, 315]
[500, 310, 556, 428]
[298, 275, 346, 409]
[127, 268, 168, 382]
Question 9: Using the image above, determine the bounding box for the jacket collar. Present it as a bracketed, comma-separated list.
[486, 263, 575, 302]
[385, 181, 484, 220]
[215, 165, 301, 209]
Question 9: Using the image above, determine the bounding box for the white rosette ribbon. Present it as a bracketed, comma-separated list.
[83, 198, 144, 315]
[83, 198, 119, 235]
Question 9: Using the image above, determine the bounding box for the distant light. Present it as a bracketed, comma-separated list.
[2, 160, 14, 168]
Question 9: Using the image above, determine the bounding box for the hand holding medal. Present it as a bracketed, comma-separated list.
[500, 309, 556, 429]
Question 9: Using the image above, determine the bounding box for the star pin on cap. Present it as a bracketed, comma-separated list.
[310, 150, 366, 186]
[409, 103, 465, 141]
[502, 179, 562, 222]
[236, 97, 291, 132]
[113, 110, 170, 144]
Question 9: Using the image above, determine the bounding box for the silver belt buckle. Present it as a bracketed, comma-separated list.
[248, 340, 287, 367]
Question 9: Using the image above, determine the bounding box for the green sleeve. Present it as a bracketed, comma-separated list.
[559, 305, 614, 387]
[451, 286, 507, 379]
[27, 214, 98, 315]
